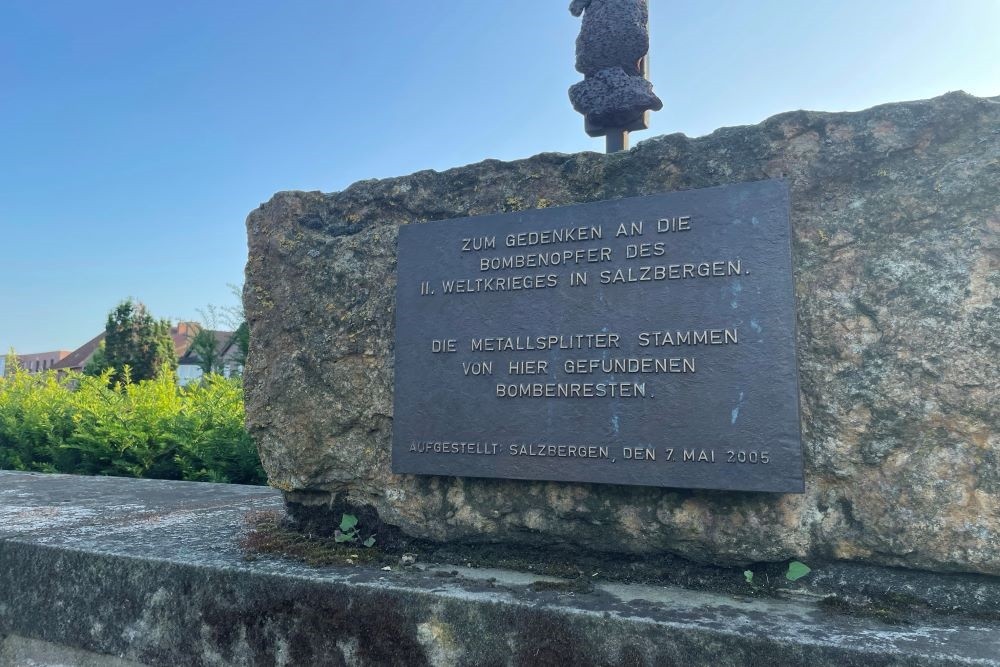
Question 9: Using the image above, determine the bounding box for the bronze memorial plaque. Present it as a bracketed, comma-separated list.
[392, 180, 803, 492]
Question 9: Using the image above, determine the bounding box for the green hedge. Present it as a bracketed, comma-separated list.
[0, 365, 266, 485]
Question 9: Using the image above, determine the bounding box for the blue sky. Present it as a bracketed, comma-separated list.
[2, 1, 997, 353]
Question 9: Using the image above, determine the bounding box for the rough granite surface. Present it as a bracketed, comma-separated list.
[244, 92, 1000, 575]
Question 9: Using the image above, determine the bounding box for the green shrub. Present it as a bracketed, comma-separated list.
[0, 364, 265, 485]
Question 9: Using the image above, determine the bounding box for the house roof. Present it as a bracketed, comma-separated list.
[172, 326, 195, 359]
[51, 333, 105, 371]
[177, 329, 236, 366]
[51, 323, 234, 372]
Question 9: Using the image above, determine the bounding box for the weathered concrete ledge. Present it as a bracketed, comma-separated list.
[1, 472, 999, 666]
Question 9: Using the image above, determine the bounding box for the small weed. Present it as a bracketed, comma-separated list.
[335, 513, 376, 548]
[785, 561, 811, 582]
[741, 569, 769, 593]
[240, 511, 380, 566]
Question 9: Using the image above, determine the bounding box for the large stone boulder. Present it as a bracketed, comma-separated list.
[244, 92, 999, 575]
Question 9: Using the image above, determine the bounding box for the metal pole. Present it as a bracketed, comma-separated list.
[606, 129, 628, 153]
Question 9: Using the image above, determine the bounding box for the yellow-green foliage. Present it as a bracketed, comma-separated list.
[0, 365, 265, 484]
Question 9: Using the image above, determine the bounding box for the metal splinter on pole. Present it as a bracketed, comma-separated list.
[568, 0, 662, 153]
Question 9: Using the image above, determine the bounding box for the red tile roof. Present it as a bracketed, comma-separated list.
[51, 333, 105, 371]
[50, 322, 229, 372]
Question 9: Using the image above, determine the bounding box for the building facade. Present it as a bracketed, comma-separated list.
[10, 323, 241, 385]
[3, 351, 71, 376]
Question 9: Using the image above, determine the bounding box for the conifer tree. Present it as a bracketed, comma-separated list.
[88, 300, 177, 382]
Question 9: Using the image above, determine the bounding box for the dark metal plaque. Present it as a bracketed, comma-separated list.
[392, 180, 803, 492]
